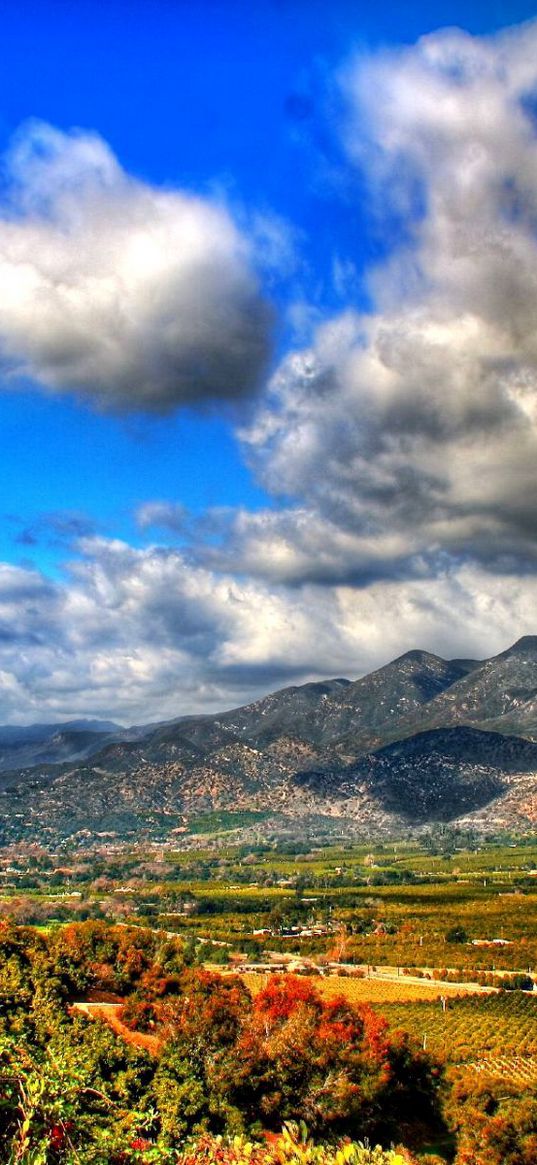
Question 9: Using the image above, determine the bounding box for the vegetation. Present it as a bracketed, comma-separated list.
[0, 922, 439, 1161]
[1, 836, 537, 1160]
[370, 991, 537, 1064]
[177, 1128, 413, 1165]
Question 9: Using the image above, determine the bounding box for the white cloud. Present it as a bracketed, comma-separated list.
[3, 25, 537, 723]
[0, 121, 272, 412]
[0, 539, 535, 724]
[136, 501, 188, 534]
[236, 20, 537, 585]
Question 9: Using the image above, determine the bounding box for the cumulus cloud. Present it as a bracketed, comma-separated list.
[0, 121, 272, 411]
[0, 537, 536, 724]
[238, 21, 537, 584]
[166, 502, 422, 586]
[4, 24, 537, 723]
[0, 540, 352, 722]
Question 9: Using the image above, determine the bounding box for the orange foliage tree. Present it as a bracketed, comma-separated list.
[151, 974, 441, 1145]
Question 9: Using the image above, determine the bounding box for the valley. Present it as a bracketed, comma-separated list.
[2, 834, 537, 1162]
[2, 639, 537, 1160]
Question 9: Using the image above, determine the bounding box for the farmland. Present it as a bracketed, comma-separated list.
[241, 969, 537, 1087]
[82, 968, 537, 1094]
[1, 831, 537, 1161]
[243, 971, 477, 1002]
[2, 832, 537, 976]
[374, 991, 537, 1066]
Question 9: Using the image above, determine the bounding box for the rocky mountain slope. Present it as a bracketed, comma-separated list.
[1, 638, 537, 844]
[398, 636, 537, 740]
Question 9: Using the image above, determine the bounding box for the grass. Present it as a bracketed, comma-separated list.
[187, 811, 272, 835]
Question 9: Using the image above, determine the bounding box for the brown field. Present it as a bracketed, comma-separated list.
[240, 972, 471, 1004]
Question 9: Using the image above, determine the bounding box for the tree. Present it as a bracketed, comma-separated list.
[214, 977, 441, 1142]
[445, 927, 468, 944]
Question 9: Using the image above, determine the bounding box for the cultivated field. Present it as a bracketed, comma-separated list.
[243, 970, 537, 1085]
[241, 971, 474, 1004]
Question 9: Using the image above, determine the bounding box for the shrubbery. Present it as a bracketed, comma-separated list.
[0, 921, 536, 1162]
[178, 1126, 414, 1165]
[0, 922, 442, 1160]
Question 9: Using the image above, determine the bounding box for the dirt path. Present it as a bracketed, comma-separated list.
[70, 1001, 161, 1055]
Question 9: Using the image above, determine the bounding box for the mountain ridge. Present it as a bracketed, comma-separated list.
[1, 638, 537, 845]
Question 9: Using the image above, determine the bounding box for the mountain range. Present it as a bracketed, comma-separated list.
[2, 636, 537, 845]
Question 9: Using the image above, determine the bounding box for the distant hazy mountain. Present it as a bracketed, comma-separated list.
[216, 652, 477, 751]
[1, 639, 537, 844]
[0, 720, 123, 772]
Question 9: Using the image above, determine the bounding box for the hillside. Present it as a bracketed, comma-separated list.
[393, 637, 537, 740]
[1, 638, 537, 844]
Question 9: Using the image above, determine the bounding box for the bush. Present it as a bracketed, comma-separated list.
[177, 1128, 416, 1165]
[445, 928, 468, 945]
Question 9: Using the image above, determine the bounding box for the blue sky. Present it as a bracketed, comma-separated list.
[1, 0, 537, 723]
[1, 0, 535, 562]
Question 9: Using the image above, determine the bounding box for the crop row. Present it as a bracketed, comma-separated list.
[471, 1055, 537, 1086]
[241, 972, 537, 1064]
[375, 992, 537, 1061]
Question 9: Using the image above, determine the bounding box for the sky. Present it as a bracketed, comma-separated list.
[1, 0, 537, 725]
